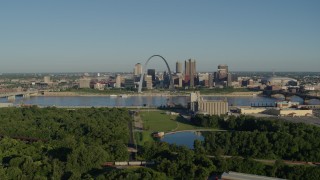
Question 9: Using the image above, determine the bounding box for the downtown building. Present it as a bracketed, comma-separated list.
[176, 61, 182, 73]
[185, 59, 196, 88]
[115, 74, 122, 88]
[134, 63, 142, 76]
[144, 75, 153, 89]
[79, 78, 91, 88]
[215, 64, 232, 87]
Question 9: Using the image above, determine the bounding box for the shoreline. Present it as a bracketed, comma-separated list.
[33, 91, 262, 97]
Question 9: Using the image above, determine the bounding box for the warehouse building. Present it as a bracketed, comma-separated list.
[189, 92, 228, 116]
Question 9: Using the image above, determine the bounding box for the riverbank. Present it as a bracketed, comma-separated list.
[202, 91, 262, 97]
[34, 91, 262, 97]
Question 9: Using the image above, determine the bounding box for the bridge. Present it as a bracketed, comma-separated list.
[0, 90, 38, 100]
[264, 90, 320, 104]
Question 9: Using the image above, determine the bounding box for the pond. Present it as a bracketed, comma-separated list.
[161, 131, 204, 149]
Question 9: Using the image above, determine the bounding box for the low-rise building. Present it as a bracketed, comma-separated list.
[196, 100, 228, 116]
[268, 108, 313, 117]
[79, 78, 91, 88]
[275, 101, 299, 108]
[94, 82, 105, 90]
[240, 108, 266, 114]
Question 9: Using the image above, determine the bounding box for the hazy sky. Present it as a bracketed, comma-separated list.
[0, 0, 319, 73]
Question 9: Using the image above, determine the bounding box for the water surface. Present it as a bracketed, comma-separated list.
[161, 131, 204, 149]
[1, 95, 319, 107]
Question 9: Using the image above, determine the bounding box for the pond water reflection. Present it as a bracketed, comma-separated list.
[161, 131, 204, 149]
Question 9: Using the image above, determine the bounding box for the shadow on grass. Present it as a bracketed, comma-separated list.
[175, 115, 194, 126]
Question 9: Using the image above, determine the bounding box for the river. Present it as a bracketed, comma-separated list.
[1, 95, 319, 107]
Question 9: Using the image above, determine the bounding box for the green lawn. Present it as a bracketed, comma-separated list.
[135, 110, 214, 145]
[141, 111, 177, 132]
[140, 110, 211, 132]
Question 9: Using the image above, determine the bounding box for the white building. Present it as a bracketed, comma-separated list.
[115, 74, 122, 88]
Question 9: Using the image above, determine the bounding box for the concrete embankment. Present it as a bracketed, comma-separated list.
[40, 92, 81, 96]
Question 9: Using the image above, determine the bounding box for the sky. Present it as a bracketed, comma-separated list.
[0, 0, 319, 73]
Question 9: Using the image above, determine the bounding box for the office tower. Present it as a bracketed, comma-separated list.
[79, 78, 91, 88]
[144, 75, 153, 89]
[44, 76, 50, 84]
[115, 74, 121, 88]
[185, 60, 190, 78]
[163, 71, 170, 88]
[185, 59, 196, 87]
[217, 64, 228, 82]
[178, 75, 183, 87]
[176, 61, 182, 73]
[134, 63, 142, 76]
[213, 72, 218, 85]
[147, 69, 156, 82]
[227, 73, 232, 87]
[208, 73, 213, 88]
[124, 78, 135, 89]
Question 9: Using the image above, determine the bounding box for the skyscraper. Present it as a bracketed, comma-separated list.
[208, 73, 213, 88]
[227, 73, 232, 87]
[134, 63, 142, 76]
[147, 69, 156, 82]
[144, 75, 153, 89]
[115, 74, 121, 88]
[176, 61, 182, 73]
[185, 59, 196, 87]
[217, 64, 228, 82]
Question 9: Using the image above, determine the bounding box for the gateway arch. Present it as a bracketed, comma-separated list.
[138, 55, 174, 93]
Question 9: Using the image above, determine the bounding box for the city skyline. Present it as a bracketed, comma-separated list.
[1, 0, 319, 73]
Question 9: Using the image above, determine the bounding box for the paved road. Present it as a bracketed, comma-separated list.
[206, 155, 317, 166]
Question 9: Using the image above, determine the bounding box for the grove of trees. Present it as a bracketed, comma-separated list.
[1, 107, 320, 179]
[192, 114, 320, 162]
[0, 107, 131, 179]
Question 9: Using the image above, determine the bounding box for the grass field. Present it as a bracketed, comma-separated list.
[135, 110, 212, 146]
[141, 111, 177, 132]
[140, 110, 210, 132]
